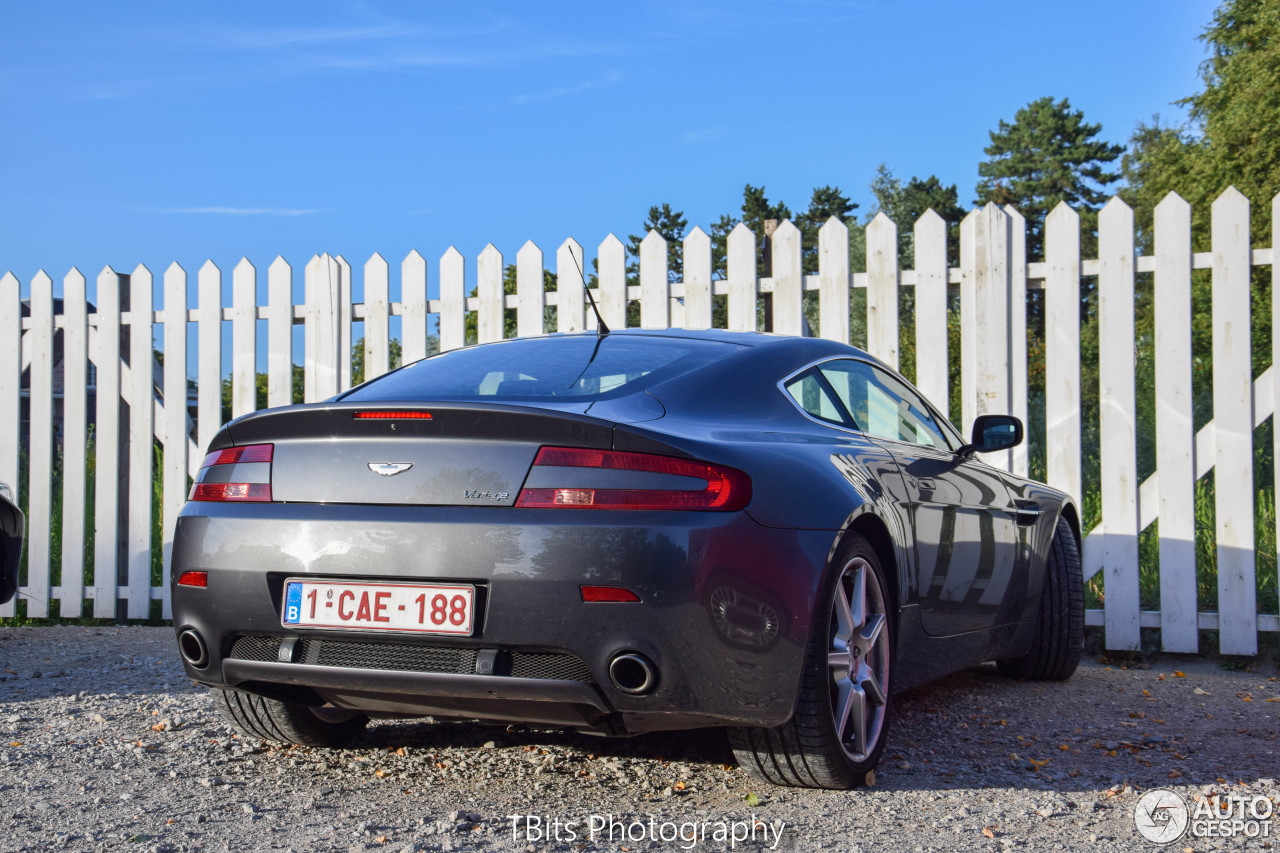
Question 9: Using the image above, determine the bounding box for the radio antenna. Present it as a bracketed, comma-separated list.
[568, 247, 609, 338]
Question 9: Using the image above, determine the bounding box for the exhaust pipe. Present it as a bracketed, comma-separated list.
[178, 629, 209, 669]
[608, 652, 657, 695]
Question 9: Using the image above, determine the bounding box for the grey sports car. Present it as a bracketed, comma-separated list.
[171, 329, 1083, 789]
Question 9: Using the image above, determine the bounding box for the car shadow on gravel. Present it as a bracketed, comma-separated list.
[353, 659, 1279, 794]
[360, 717, 741, 768]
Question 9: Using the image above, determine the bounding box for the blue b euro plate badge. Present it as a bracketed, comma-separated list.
[283, 581, 303, 624]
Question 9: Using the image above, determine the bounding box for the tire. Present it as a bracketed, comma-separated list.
[997, 516, 1084, 681]
[728, 533, 893, 789]
[210, 686, 369, 748]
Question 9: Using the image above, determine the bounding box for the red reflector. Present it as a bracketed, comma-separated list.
[353, 411, 433, 420]
[200, 443, 273, 469]
[177, 571, 208, 588]
[190, 483, 272, 502]
[515, 447, 751, 511]
[581, 586, 640, 603]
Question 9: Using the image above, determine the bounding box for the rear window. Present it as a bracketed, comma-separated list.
[342, 335, 746, 402]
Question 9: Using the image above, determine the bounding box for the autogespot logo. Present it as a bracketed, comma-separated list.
[1134, 789, 1190, 844]
[1134, 788, 1276, 843]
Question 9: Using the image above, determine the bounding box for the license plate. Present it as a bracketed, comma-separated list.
[281, 579, 475, 635]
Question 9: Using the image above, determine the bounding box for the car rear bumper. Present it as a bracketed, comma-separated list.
[171, 502, 836, 733]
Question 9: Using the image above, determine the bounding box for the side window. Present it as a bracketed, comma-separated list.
[818, 360, 950, 449]
[784, 371, 847, 426]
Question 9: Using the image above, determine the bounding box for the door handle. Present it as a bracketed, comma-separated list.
[1013, 501, 1044, 526]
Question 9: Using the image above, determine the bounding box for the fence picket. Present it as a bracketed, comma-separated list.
[1098, 198, 1141, 650]
[959, 212, 976, 434]
[401, 251, 429, 362]
[683, 227, 712, 330]
[197, 261, 222, 456]
[819, 217, 850, 344]
[913, 210, 947, 405]
[337, 256, 352, 391]
[92, 266, 121, 618]
[26, 271, 53, 618]
[556, 239, 585, 333]
[960, 203, 1013, 469]
[404, 249, 430, 361]
[439, 248, 465, 352]
[1153, 193, 1198, 652]
[0, 278, 17, 623]
[161, 263, 188, 620]
[1212, 187, 1257, 655]
[1006, 205, 1029, 477]
[305, 255, 341, 401]
[60, 268, 88, 617]
[477, 245, 504, 344]
[267, 257, 293, 409]
[231, 259, 257, 418]
[516, 241, 545, 338]
[127, 265, 154, 619]
[1044, 203, 1082, 505]
[866, 213, 899, 368]
[1275, 192, 1280, 629]
[772, 220, 803, 336]
[598, 235, 627, 330]
[727, 223, 757, 331]
[640, 231, 669, 329]
[364, 253, 390, 380]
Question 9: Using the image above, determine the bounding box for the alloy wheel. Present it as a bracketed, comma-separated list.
[827, 556, 891, 763]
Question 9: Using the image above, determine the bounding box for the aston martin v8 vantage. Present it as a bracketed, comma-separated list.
[171, 329, 1083, 789]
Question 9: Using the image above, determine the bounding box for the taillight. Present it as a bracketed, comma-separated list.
[515, 447, 751, 511]
[190, 443, 274, 502]
[352, 411, 433, 420]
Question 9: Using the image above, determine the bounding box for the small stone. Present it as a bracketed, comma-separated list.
[241, 803, 257, 815]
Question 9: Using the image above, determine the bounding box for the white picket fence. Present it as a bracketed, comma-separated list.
[2, 188, 1278, 655]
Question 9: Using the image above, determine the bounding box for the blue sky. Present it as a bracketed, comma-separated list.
[2, 0, 1214, 310]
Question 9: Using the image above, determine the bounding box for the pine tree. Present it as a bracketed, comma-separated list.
[976, 96, 1122, 257]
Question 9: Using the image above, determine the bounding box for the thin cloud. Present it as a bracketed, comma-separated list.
[683, 127, 727, 143]
[142, 206, 328, 217]
[512, 70, 621, 104]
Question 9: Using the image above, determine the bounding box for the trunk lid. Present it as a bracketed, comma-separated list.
[222, 402, 614, 506]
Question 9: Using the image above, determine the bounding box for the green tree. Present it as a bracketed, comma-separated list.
[868, 164, 966, 261]
[976, 96, 1123, 257]
[1186, 0, 1280, 242]
[795, 185, 857, 274]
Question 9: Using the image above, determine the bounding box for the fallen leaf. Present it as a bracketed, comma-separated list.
[1237, 693, 1253, 701]
[1193, 687, 1211, 695]
[1059, 744, 1070, 751]
[1142, 689, 1152, 697]
[865, 770, 876, 786]
[395, 748, 406, 756]
[982, 826, 996, 839]
[150, 723, 165, 732]
[8, 741, 20, 747]
[1266, 697, 1280, 703]
[675, 781, 686, 791]
[375, 835, 387, 844]
[745, 792, 760, 806]
[1173, 671, 1186, 678]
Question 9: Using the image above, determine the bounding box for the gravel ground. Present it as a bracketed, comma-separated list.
[0, 626, 1276, 852]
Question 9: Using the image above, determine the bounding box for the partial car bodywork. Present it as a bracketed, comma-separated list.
[171, 330, 1083, 787]
[0, 481, 23, 606]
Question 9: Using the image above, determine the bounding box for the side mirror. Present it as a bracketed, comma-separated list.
[960, 415, 1023, 457]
